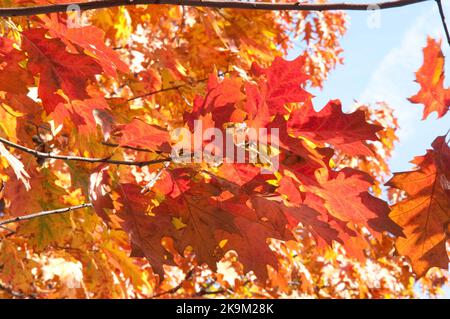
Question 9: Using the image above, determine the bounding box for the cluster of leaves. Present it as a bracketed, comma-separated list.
[0, 1, 448, 298]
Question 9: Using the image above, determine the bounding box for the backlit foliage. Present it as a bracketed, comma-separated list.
[0, 1, 448, 298]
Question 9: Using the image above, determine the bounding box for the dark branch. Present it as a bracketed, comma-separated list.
[0, 137, 171, 167]
[0, 0, 430, 17]
[436, 0, 450, 46]
[0, 203, 93, 226]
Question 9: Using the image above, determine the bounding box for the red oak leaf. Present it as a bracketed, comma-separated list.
[251, 195, 338, 247]
[250, 55, 312, 115]
[271, 115, 333, 177]
[214, 163, 263, 187]
[139, 170, 239, 274]
[42, 16, 128, 77]
[22, 29, 102, 113]
[386, 135, 450, 277]
[409, 37, 450, 119]
[307, 167, 402, 236]
[0, 37, 33, 94]
[302, 191, 370, 260]
[185, 74, 243, 129]
[115, 183, 173, 275]
[114, 118, 171, 153]
[50, 97, 110, 136]
[288, 99, 382, 156]
[243, 82, 273, 129]
[213, 193, 283, 279]
[277, 175, 304, 205]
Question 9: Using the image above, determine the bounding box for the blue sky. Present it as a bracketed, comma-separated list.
[290, 0, 450, 297]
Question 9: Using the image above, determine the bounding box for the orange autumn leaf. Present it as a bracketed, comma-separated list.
[0, 38, 33, 95]
[387, 136, 450, 277]
[22, 28, 102, 113]
[0, 0, 448, 299]
[41, 16, 128, 77]
[288, 100, 383, 156]
[409, 37, 450, 120]
[114, 118, 171, 153]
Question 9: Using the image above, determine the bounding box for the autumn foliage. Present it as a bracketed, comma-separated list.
[0, 1, 448, 299]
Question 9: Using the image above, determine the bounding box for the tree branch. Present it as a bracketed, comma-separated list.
[150, 269, 194, 298]
[0, 203, 92, 226]
[0, 137, 171, 167]
[436, 0, 450, 46]
[0, 0, 430, 17]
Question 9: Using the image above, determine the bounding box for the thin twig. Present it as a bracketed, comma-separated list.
[0, 225, 15, 233]
[0, 203, 92, 226]
[127, 84, 187, 102]
[0, 0, 430, 17]
[436, 0, 450, 46]
[141, 161, 170, 194]
[127, 71, 229, 102]
[101, 141, 154, 153]
[0, 137, 171, 167]
[150, 269, 194, 298]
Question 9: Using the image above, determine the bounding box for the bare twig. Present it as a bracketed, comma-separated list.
[436, 0, 450, 46]
[0, 137, 171, 167]
[127, 71, 229, 102]
[0, 225, 15, 233]
[101, 141, 154, 153]
[0, 0, 430, 17]
[0, 203, 93, 226]
[141, 161, 170, 194]
[127, 84, 187, 102]
[150, 269, 195, 298]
